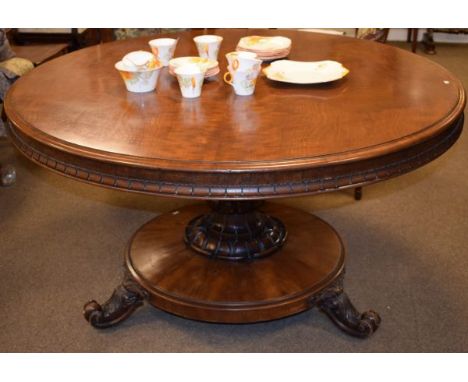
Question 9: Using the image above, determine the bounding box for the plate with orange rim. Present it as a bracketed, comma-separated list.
[236, 36, 292, 61]
[263, 60, 350, 84]
[237, 36, 291, 51]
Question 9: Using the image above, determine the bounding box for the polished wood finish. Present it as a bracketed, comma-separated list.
[4, 29, 465, 200]
[128, 203, 345, 323]
[6, 113, 464, 200]
[84, 203, 380, 336]
[4, 29, 465, 337]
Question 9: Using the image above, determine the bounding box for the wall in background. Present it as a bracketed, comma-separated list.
[326, 28, 468, 43]
[16, 28, 468, 44]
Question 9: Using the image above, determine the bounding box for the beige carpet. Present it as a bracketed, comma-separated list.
[1, 42, 467, 352]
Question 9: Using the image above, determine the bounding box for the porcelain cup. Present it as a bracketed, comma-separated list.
[193, 35, 223, 61]
[175, 64, 206, 98]
[122, 50, 159, 70]
[225, 51, 261, 72]
[148, 38, 178, 67]
[115, 56, 162, 93]
[223, 65, 261, 96]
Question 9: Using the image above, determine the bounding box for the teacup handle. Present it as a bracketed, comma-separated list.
[223, 72, 233, 86]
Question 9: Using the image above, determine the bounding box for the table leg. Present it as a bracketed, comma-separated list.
[83, 202, 380, 338]
[354, 187, 362, 201]
[313, 273, 381, 338]
[83, 272, 147, 328]
[411, 28, 419, 53]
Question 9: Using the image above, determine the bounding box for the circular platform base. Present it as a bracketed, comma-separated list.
[126, 203, 345, 323]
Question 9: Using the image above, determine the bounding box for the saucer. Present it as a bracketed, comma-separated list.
[169, 56, 219, 78]
[237, 46, 291, 61]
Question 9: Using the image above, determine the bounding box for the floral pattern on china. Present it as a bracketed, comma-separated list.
[174, 64, 206, 98]
[115, 51, 162, 93]
[148, 38, 178, 67]
[237, 36, 292, 51]
[236, 36, 291, 61]
[121, 50, 160, 71]
[263, 60, 349, 84]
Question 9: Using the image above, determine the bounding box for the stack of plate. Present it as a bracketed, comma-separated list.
[168, 57, 220, 78]
[236, 36, 292, 61]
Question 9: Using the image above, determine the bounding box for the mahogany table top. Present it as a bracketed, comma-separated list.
[5, 29, 465, 199]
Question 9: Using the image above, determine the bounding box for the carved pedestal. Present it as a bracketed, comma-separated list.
[83, 202, 380, 338]
[184, 201, 287, 260]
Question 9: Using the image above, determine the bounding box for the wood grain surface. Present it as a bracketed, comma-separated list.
[126, 203, 345, 323]
[5, 29, 465, 199]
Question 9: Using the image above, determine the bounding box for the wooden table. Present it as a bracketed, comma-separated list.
[4, 29, 465, 338]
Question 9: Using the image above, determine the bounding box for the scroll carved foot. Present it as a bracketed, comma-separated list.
[83, 275, 147, 329]
[354, 187, 362, 201]
[313, 275, 381, 338]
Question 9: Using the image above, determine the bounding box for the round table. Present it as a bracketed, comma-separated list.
[5, 29, 465, 338]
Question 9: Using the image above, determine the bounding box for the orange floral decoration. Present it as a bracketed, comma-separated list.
[147, 58, 160, 69]
[120, 71, 134, 80]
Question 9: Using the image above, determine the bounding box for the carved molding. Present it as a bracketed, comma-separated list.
[184, 201, 288, 260]
[83, 272, 147, 329]
[311, 270, 381, 338]
[7, 114, 463, 199]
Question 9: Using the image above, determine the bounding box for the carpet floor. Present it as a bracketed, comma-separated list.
[1, 42, 467, 352]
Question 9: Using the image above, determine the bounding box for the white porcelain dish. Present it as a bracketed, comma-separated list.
[169, 56, 218, 71]
[237, 36, 292, 51]
[263, 60, 349, 84]
[168, 56, 219, 78]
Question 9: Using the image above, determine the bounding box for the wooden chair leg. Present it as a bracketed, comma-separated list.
[354, 187, 362, 201]
[411, 28, 419, 53]
[422, 28, 436, 55]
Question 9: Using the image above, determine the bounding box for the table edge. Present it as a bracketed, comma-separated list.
[4, 44, 466, 173]
[6, 113, 464, 199]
